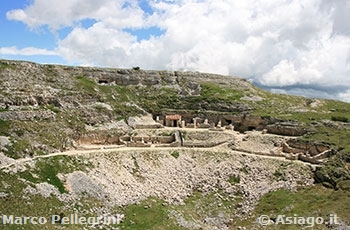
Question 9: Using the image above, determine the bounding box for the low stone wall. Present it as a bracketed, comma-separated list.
[182, 140, 227, 148]
[197, 123, 210, 128]
[126, 142, 151, 147]
[134, 124, 163, 129]
[208, 128, 225, 132]
[127, 135, 175, 144]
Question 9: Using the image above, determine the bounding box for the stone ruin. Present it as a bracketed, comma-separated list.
[153, 113, 307, 136]
[74, 113, 331, 165]
[282, 139, 333, 164]
[155, 114, 233, 131]
[119, 131, 182, 148]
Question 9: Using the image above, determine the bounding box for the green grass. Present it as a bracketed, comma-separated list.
[0, 172, 108, 230]
[0, 155, 96, 229]
[75, 76, 97, 94]
[171, 190, 242, 228]
[180, 82, 244, 112]
[235, 185, 350, 229]
[3, 120, 74, 158]
[170, 151, 180, 159]
[250, 91, 350, 125]
[46, 104, 61, 113]
[17, 156, 92, 193]
[0, 119, 10, 135]
[200, 82, 243, 102]
[0, 171, 65, 230]
[4, 139, 32, 159]
[119, 197, 184, 230]
[271, 163, 292, 182]
[90, 84, 143, 119]
[128, 82, 245, 114]
[0, 61, 15, 70]
[117, 190, 242, 230]
[228, 175, 240, 184]
[130, 86, 180, 113]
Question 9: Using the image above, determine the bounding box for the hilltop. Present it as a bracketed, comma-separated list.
[0, 59, 350, 229]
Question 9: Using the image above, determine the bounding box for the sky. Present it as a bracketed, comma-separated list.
[1, 0, 350, 102]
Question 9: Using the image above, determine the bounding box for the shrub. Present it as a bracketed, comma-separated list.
[170, 151, 179, 159]
[331, 116, 348, 122]
[228, 175, 240, 184]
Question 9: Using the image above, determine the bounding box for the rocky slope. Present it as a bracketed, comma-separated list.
[0, 145, 314, 229]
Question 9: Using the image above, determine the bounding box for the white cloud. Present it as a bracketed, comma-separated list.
[0, 46, 57, 56]
[6, 0, 145, 30]
[5, 0, 350, 101]
[338, 91, 350, 103]
[57, 22, 137, 67]
[261, 34, 350, 87]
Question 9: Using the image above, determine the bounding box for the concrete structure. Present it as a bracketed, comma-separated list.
[165, 114, 182, 127]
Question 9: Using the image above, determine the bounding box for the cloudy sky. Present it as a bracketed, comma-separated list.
[1, 0, 350, 102]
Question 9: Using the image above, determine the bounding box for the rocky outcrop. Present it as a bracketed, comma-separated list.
[127, 114, 164, 129]
[0, 110, 56, 121]
[228, 116, 307, 136]
[60, 67, 204, 96]
[224, 115, 266, 132]
[314, 151, 350, 189]
[267, 121, 307, 136]
[76, 130, 125, 145]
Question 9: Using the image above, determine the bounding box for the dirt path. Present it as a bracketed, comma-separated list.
[0, 140, 315, 171]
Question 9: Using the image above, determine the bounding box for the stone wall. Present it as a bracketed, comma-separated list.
[129, 136, 175, 144]
[77, 132, 121, 145]
[119, 132, 179, 147]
